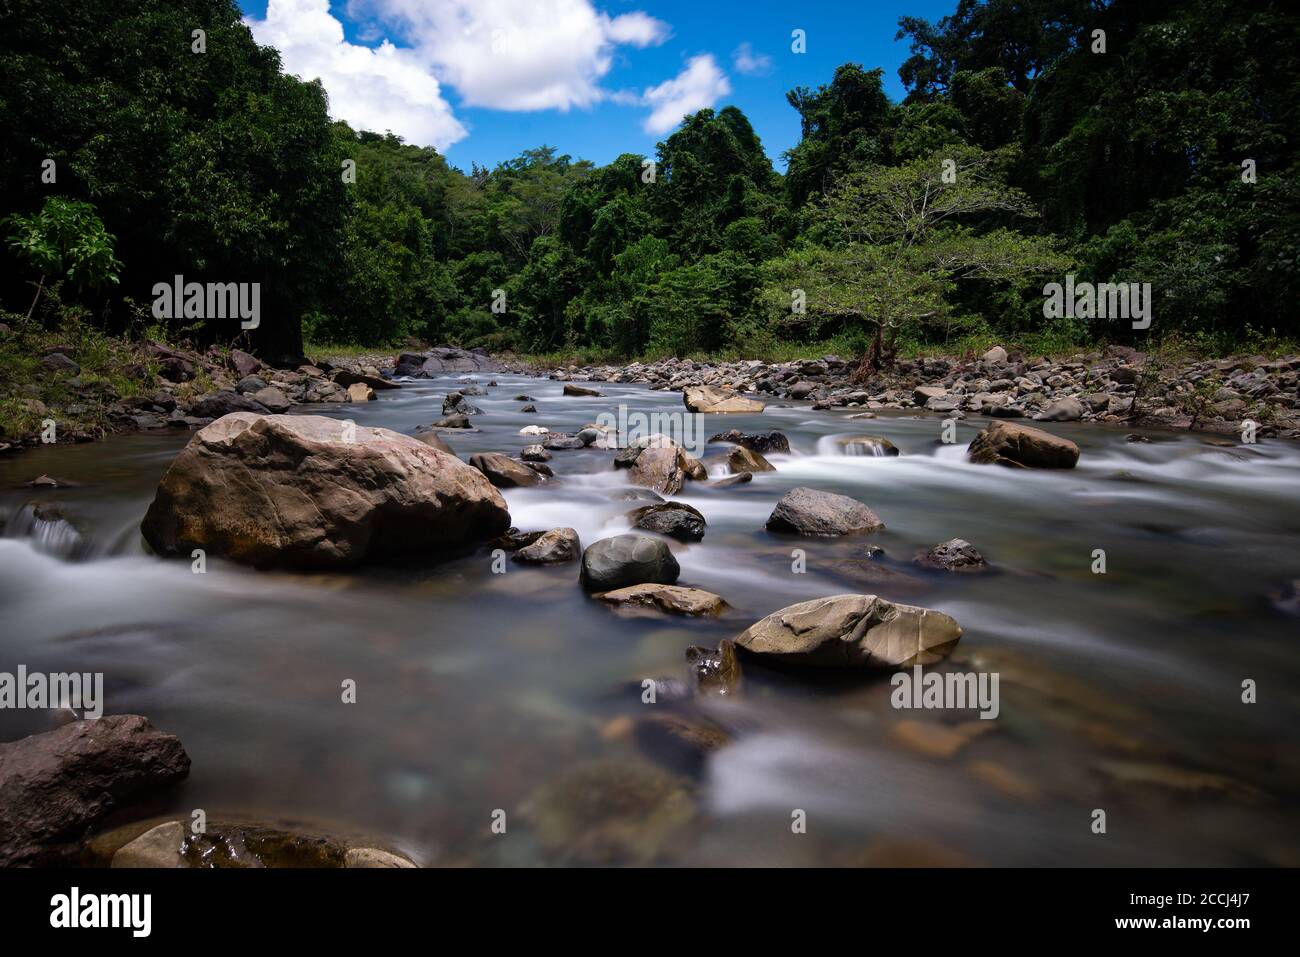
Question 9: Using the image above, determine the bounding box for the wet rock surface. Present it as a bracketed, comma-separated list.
[734, 594, 963, 668]
[0, 716, 190, 867]
[141, 413, 511, 568]
[580, 534, 680, 592]
[765, 486, 885, 536]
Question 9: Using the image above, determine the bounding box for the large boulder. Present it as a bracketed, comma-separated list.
[967, 420, 1080, 469]
[683, 386, 765, 414]
[765, 487, 884, 536]
[734, 595, 962, 668]
[469, 452, 542, 488]
[580, 534, 680, 592]
[141, 413, 510, 568]
[628, 446, 691, 495]
[0, 716, 191, 867]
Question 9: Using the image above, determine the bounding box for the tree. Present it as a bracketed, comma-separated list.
[784, 65, 893, 207]
[4, 197, 122, 322]
[778, 148, 1068, 375]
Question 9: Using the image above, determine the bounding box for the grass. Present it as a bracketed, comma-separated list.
[304, 340, 402, 363]
[0, 307, 162, 444]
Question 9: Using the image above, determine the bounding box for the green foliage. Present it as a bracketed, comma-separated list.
[1, 0, 1295, 368]
[4, 197, 122, 318]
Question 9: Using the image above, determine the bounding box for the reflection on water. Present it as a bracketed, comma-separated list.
[1, 373, 1298, 866]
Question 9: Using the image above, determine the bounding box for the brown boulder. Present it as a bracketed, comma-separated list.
[967, 420, 1080, 469]
[683, 386, 765, 414]
[0, 716, 190, 867]
[727, 445, 775, 473]
[765, 486, 884, 536]
[596, 584, 727, 616]
[734, 594, 962, 668]
[469, 452, 542, 488]
[628, 446, 690, 494]
[141, 413, 510, 568]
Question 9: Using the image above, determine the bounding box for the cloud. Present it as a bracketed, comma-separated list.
[604, 11, 673, 47]
[731, 42, 772, 77]
[356, 0, 671, 111]
[245, 0, 467, 149]
[642, 54, 731, 134]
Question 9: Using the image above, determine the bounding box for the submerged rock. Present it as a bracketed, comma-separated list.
[141, 413, 510, 568]
[836, 435, 899, 457]
[686, 639, 742, 696]
[96, 818, 419, 869]
[707, 472, 752, 488]
[733, 594, 962, 668]
[633, 712, 731, 773]
[580, 534, 680, 592]
[967, 420, 1080, 469]
[0, 716, 190, 867]
[526, 760, 694, 865]
[765, 486, 884, 536]
[914, 538, 990, 573]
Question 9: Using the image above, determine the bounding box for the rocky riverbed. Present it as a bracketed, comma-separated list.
[1, 348, 1299, 867]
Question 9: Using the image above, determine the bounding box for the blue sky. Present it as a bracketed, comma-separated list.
[238, 0, 954, 172]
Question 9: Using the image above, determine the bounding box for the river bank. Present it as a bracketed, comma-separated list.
[5, 330, 1297, 460]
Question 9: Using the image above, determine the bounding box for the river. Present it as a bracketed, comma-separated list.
[2, 372, 1298, 866]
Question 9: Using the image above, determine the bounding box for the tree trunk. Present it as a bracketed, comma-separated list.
[24, 273, 45, 324]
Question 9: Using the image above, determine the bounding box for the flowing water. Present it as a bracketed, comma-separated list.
[2, 373, 1298, 866]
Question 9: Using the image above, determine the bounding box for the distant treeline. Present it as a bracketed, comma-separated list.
[1, 0, 1296, 363]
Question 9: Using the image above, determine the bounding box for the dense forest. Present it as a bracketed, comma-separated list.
[1, 0, 1297, 366]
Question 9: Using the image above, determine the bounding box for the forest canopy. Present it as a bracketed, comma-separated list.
[1, 0, 1296, 363]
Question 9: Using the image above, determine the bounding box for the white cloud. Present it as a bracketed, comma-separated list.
[732, 42, 772, 77]
[357, 0, 671, 111]
[604, 12, 673, 48]
[245, 0, 467, 149]
[642, 54, 731, 134]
